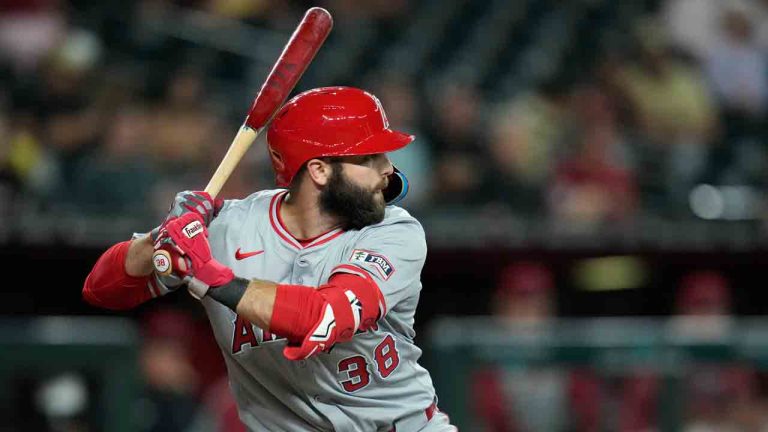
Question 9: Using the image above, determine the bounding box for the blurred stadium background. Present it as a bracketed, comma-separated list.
[2, 0, 768, 430]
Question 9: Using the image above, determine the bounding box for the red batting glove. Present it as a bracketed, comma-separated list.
[152, 213, 233, 299]
[283, 304, 339, 360]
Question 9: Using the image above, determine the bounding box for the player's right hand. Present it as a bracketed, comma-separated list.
[151, 191, 223, 241]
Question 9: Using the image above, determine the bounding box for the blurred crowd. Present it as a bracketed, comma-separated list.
[136, 307, 243, 432]
[1, 0, 767, 238]
[3, 2, 768, 430]
[472, 262, 768, 432]
[0, 0, 415, 231]
[14, 263, 763, 432]
[424, 0, 768, 229]
[11, 306, 242, 432]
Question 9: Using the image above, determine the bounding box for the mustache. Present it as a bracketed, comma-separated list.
[321, 168, 386, 230]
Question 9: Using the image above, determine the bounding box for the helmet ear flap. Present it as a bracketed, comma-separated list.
[383, 166, 409, 205]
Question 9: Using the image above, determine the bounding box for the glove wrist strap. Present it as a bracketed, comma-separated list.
[203, 277, 250, 310]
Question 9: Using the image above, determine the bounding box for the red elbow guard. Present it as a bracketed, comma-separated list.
[323, 267, 386, 332]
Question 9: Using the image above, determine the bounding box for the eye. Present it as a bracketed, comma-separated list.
[358, 155, 376, 165]
[346, 154, 380, 167]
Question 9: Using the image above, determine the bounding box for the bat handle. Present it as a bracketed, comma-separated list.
[204, 125, 261, 198]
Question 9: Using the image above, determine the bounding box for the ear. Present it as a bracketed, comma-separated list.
[306, 159, 333, 187]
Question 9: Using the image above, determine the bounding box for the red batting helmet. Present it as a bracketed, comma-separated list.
[266, 86, 414, 204]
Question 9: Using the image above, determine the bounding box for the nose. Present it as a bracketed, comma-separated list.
[380, 155, 394, 177]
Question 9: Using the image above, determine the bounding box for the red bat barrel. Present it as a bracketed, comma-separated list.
[244, 7, 333, 130]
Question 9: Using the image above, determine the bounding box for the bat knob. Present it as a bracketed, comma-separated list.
[152, 249, 173, 276]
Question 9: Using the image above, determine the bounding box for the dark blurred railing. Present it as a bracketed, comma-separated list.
[2, 211, 765, 250]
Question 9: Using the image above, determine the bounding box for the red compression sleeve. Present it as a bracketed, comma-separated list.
[82, 241, 153, 310]
[269, 284, 325, 344]
[269, 273, 384, 344]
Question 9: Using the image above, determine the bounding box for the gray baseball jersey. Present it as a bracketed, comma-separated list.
[172, 189, 451, 431]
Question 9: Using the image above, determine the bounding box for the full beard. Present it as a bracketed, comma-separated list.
[320, 166, 386, 231]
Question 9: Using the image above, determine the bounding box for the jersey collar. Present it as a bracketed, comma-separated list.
[269, 190, 344, 251]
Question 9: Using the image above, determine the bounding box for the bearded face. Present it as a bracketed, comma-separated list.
[320, 161, 387, 230]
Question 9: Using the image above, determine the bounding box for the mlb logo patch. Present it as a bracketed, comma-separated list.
[350, 249, 394, 280]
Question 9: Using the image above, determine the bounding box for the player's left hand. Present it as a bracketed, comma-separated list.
[283, 305, 339, 360]
[152, 212, 234, 299]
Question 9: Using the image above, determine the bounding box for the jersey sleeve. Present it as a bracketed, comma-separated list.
[331, 219, 426, 313]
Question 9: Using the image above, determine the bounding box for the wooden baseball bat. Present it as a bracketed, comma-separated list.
[204, 7, 333, 198]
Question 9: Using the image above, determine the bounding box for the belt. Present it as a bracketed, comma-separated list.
[388, 401, 437, 432]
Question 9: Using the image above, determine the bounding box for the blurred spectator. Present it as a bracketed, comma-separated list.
[616, 21, 718, 145]
[705, 7, 768, 116]
[548, 84, 638, 228]
[141, 66, 227, 218]
[138, 306, 244, 432]
[67, 106, 157, 216]
[661, 0, 726, 61]
[669, 270, 733, 339]
[704, 5, 768, 164]
[150, 67, 221, 173]
[138, 307, 203, 432]
[2, 0, 767, 243]
[492, 262, 556, 326]
[0, 0, 66, 74]
[472, 262, 571, 432]
[667, 270, 764, 432]
[2, 111, 58, 200]
[611, 20, 718, 209]
[662, 0, 768, 57]
[428, 80, 489, 207]
[485, 77, 570, 213]
[473, 262, 659, 432]
[26, 28, 106, 202]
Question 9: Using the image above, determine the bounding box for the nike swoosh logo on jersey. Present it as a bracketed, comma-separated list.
[235, 248, 264, 260]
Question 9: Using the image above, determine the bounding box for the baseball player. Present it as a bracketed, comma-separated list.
[83, 87, 456, 431]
